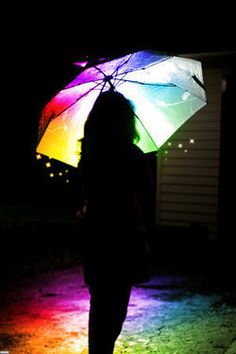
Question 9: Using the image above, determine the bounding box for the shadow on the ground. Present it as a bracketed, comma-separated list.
[1, 209, 235, 293]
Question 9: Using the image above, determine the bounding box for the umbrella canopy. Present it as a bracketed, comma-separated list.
[36, 49, 207, 167]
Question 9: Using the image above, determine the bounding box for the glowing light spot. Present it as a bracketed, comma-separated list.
[168, 141, 172, 146]
[66, 179, 70, 183]
[49, 173, 54, 178]
[178, 143, 183, 148]
[184, 149, 188, 153]
[182, 91, 191, 100]
[73, 60, 89, 68]
[36, 154, 42, 160]
[59, 172, 63, 176]
[46, 162, 51, 168]
[221, 79, 227, 93]
[189, 138, 195, 144]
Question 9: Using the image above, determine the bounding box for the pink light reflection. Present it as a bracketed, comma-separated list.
[0, 266, 164, 353]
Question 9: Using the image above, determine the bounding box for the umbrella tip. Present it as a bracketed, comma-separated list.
[73, 61, 88, 68]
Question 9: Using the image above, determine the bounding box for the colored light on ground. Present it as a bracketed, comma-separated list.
[1, 267, 236, 353]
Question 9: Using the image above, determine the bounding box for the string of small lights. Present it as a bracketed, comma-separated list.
[35, 153, 74, 185]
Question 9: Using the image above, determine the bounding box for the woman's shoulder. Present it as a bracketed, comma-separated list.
[129, 144, 146, 160]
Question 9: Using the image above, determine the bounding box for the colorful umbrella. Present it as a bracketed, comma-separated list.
[36, 49, 207, 167]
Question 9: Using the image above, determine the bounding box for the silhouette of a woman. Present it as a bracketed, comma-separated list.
[77, 90, 155, 354]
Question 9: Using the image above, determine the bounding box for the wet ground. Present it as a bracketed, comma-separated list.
[1, 265, 236, 354]
[1, 203, 236, 353]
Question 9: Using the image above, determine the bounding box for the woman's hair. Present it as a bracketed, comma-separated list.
[80, 90, 139, 160]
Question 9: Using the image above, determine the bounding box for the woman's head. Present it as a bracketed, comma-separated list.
[82, 90, 139, 155]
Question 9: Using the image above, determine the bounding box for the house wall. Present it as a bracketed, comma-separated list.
[156, 68, 222, 241]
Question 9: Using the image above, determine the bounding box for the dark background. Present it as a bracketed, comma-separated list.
[1, 7, 235, 284]
[2, 7, 235, 203]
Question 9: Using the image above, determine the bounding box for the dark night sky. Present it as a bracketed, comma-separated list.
[2, 6, 235, 203]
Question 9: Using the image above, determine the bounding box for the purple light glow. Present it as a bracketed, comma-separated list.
[1, 267, 234, 353]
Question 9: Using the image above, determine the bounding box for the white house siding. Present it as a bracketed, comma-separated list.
[156, 68, 222, 241]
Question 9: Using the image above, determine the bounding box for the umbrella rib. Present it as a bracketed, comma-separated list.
[93, 60, 134, 91]
[104, 68, 176, 88]
[110, 54, 133, 77]
[94, 55, 137, 90]
[110, 71, 127, 88]
[192, 75, 205, 90]
[118, 78, 176, 87]
[44, 81, 103, 127]
[134, 113, 158, 150]
[109, 53, 170, 78]
[109, 54, 164, 87]
[111, 55, 171, 78]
